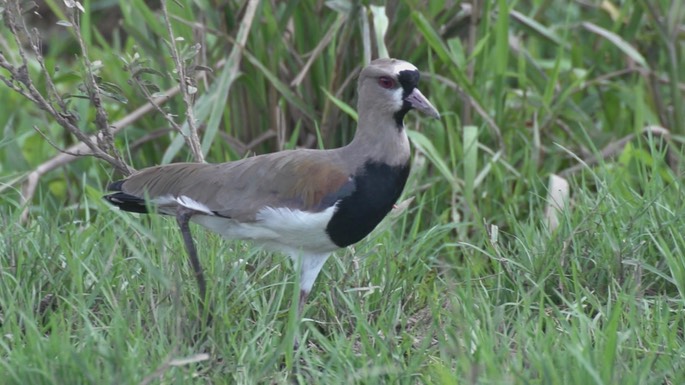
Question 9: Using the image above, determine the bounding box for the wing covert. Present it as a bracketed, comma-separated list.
[112, 150, 355, 221]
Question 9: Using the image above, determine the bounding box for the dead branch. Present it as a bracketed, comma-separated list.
[15, 86, 181, 223]
[0, 1, 132, 176]
[159, 0, 204, 163]
[67, 5, 129, 171]
[2, 0, 259, 224]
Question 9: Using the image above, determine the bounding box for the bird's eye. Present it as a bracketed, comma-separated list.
[378, 76, 395, 89]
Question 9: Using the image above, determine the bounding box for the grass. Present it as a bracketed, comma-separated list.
[3, 160, 685, 384]
[2, 0, 685, 384]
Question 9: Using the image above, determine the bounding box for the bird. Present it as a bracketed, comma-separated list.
[104, 58, 439, 346]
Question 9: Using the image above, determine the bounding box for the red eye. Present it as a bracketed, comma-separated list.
[378, 76, 395, 89]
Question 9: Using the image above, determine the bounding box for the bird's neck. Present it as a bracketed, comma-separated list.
[343, 112, 410, 167]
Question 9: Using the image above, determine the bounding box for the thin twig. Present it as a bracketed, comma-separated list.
[67, 6, 127, 168]
[32, 126, 83, 157]
[160, 0, 204, 163]
[10, 85, 184, 221]
[2, 1, 131, 177]
[129, 72, 188, 135]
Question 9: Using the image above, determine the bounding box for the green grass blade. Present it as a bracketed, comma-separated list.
[582, 22, 648, 68]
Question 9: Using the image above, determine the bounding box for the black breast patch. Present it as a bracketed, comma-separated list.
[325, 161, 410, 247]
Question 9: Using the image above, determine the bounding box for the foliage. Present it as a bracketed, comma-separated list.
[1, 0, 685, 384]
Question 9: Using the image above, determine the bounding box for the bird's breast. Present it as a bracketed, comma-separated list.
[325, 160, 411, 247]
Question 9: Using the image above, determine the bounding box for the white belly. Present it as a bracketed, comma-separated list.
[191, 205, 339, 255]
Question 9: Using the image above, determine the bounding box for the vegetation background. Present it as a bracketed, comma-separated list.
[1, 0, 684, 384]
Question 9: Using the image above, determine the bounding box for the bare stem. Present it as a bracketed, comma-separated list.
[0, 0, 134, 222]
[2, 1, 131, 176]
[160, 0, 204, 163]
[68, 10, 115, 160]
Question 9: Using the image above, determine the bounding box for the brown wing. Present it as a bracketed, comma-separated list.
[113, 149, 354, 221]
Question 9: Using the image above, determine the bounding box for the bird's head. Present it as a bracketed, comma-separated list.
[358, 58, 440, 128]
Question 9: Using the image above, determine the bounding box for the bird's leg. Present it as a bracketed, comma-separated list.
[298, 289, 309, 318]
[293, 289, 310, 350]
[175, 208, 212, 324]
[291, 253, 330, 351]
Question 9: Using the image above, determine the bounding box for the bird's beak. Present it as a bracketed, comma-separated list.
[406, 88, 440, 119]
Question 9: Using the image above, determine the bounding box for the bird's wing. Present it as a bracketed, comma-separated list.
[106, 150, 355, 221]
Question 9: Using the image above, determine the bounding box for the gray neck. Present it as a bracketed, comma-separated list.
[341, 106, 410, 168]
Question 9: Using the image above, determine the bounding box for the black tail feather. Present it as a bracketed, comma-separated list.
[104, 180, 150, 214]
[106, 179, 126, 191]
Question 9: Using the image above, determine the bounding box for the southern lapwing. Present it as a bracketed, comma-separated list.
[104, 58, 439, 345]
